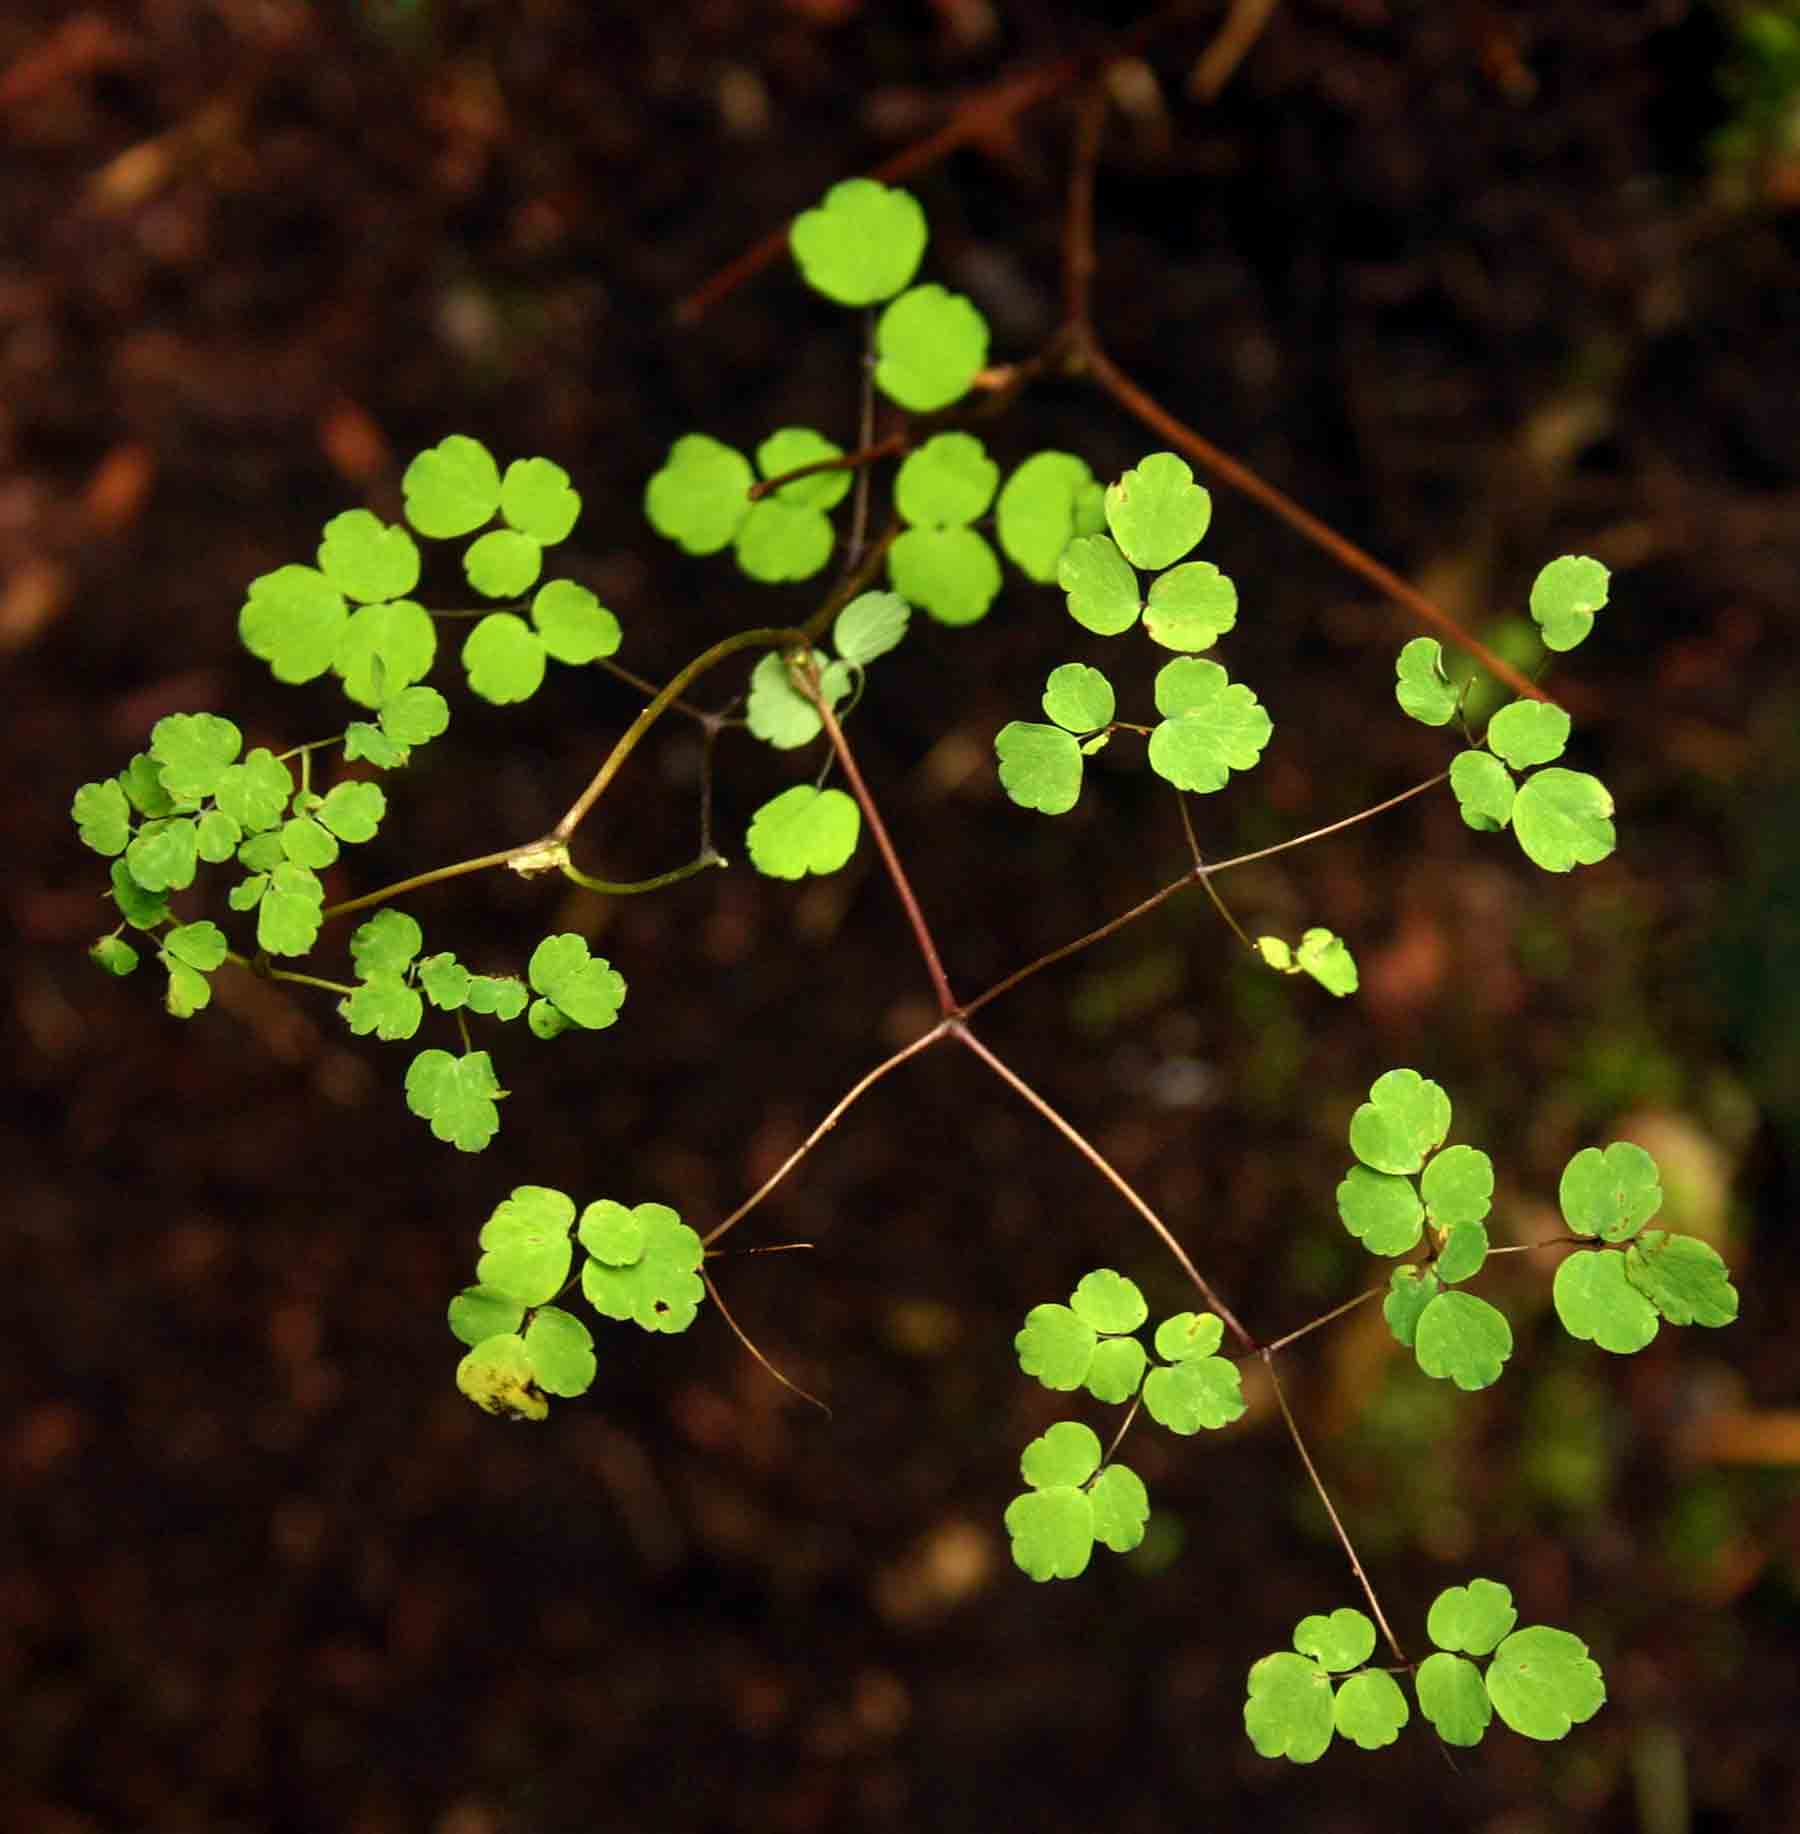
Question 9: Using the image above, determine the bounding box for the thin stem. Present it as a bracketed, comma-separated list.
[951, 1022, 1253, 1351]
[1246, 1284, 1382, 1361]
[703, 1270, 831, 1417]
[804, 658, 959, 1017]
[1198, 773, 1448, 878]
[846, 311, 878, 570]
[1063, 82, 1106, 335]
[553, 624, 808, 842]
[750, 432, 903, 501]
[1177, 793, 1254, 949]
[319, 844, 524, 924]
[1083, 344, 1555, 707]
[560, 851, 725, 896]
[702, 1021, 950, 1248]
[1186, 0, 1282, 100]
[1101, 1391, 1145, 1467]
[592, 655, 720, 724]
[1263, 1353, 1406, 1664]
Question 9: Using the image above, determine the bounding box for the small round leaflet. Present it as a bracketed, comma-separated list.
[1144, 561, 1237, 652]
[833, 591, 908, 667]
[1349, 1069, 1451, 1175]
[1558, 1141, 1661, 1240]
[1413, 1290, 1512, 1390]
[531, 580, 619, 664]
[1553, 1249, 1660, 1354]
[464, 528, 542, 599]
[746, 785, 860, 880]
[894, 433, 997, 528]
[644, 434, 754, 555]
[1041, 663, 1114, 733]
[1058, 535, 1140, 635]
[789, 178, 926, 307]
[1334, 1671, 1409, 1750]
[1512, 768, 1615, 872]
[995, 722, 1082, 814]
[1486, 700, 1571, 771]
[239, 565, 348, 684]
[404, 435, 502, 539]
[997, 451, 1099, 583]
[318, 509, 420, 604]
[500, 457, 581, 544]
[462, 613, 546, 704]
[1485, 1627, 1605, 1740]
[1426, 1578, 1516, 1655]
[1625, 1230, 1738, 1327]
[1449, 749, 1515, 832]
[889, 526, 1000, 626]
[874, 285, 988, 413]
[1395, 637, 1458, 726]
[1104, 452, 1211, 571]
[1294, 1607, 1375, 1671]
[476, 1185, 575, 1306]
[523, 1306, 596, 1397]
[1529, 554, 1608, 652]
[1244, 1654, 1333, 1763]
[1415, 1652, 1492, 1747]
[1146, 658, 1272, 794]
[578, 1201, 704, 1333]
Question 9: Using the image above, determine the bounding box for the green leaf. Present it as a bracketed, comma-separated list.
[523, 1305, 596, 1397]
[403, 435, 501, 539]
[531, 579, 620, 665]
[162, 955, 211, 1018]
[455, 1333, 547, 1421]
[1435, 1221, 1489, 1285]
[1004, 1486, 1094, 1582]
[1511, 768, 1615, 872]
[1085, 1336, 1148, 1404]
[1529, 555, 1608, 653]
[228, 875, 267, 914]
[333, 599, 437, 707]
[994, 721, 1084, 815]
[195, 808, 240, 863]
[258, 862, 324, 956]
[832, 590, 909, 666]
[888, 525, 1001, 626]
[1088, 1462, 1150, 1552]
[447, 1284, 524, 1348]
[527, 933, 626, 1030]
[150, 713, 242, 802]
[500, 457, 580, 544]
[474, 1185, 574, 1304]
[1142, 1356, 1245, 1434]
[1147, 658, 1272, 794]
[238, 565, 349, 684]
[873, 284, 988, 412]
[1143, 562, 1237, 652]
[996, 451, 1099, 583]
[1485, 1626, 1605, 1740]
[745, 649, 846, 750]
[1336, 1165, 1424, 1255]
[1383, 1266, 1440, 1348]
[735, 497, 834, 583]
[1057, 535, 1140, 635]
[117, 752, 175, 819]
[1624, 1230, 1739, 1328]
[1427, 1578, 1517, 1655]
[1559, 1141, 1662, 1241]
[1294, 1607, 1376, 1672]
[1420, 1143, 1493, 1229]
[1553, 1248, 1660, 1353]
[89, 935, 139, 976]
[464, 527, 542, 599]
[1349, 1068, 1452, 1175]
[1020, 1419, 1103, 1489]
[1486, 700, 1571, 771]
[1256, 935, 1293, 972]
[1014, 1303, 1095, 1391]
[339, 973, 424, 1041]
[405, 1047, 503, 1151]
[1395, 637, 1459, 726]
[1295, 927, 1358, 997]
[1152, 1311, 1226, 1362]
[280, 815, 339, 870]
[578, 1201, 705, 1332]
[1069, 1268, 1148, 1334]
[317, 780, 385, 843]
[1334, 1670, 1409, 1751]
[463, 612, 547, 704]
[894, 432, 997, 527]
[1041, 663, 1115, 733]
[126, 818, 199, 893]
[1449, 748, 1516, 832]
[789, 178, 926, 306]
[1414, 1651, 1492, 1747]
[577, 1198, 646, 1267]
[1413, 1290, 1513, 1390]
[644, 434, 754, 555]
[466, 974, 527, 1020]
[746, 785, 860, 879]
[1105, 453, 1211, 571]
[349, 908, 423, 977]
[755, 427, 851, 512]
[73, 780, 131, 856]
[214, 749, 293, 832]
[163, 920, 227, 971]
[381, 685, 451, 750]
[1244, 1652, 1334, 1763]
[419, 951, 471, 1010]
[317, 509, 421, 603]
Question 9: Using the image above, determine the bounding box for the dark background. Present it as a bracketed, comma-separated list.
[7, 2, 1799, 1830]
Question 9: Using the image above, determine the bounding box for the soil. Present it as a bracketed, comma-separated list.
[7, 3, 1799, 1830]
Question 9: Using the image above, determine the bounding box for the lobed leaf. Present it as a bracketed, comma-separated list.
[1143, 561, 1237, 652]
[789, 178, 926, 306]
[1449, 748, 1516, 832]
[1084, 1336, 1148, 1404]
[1041, 663, 1115, 734]
[1294, 1607, 1376, 1672]
[1624, 1230, 1739, 1327]
[995, 722, 1083, 814]
[735, 497, 834, 583]
[1068, 1268, 1148, 1334]
[1414, 1651, 1492, 1747]
[404, 435, 501, 539]
[996, 451, 1101, 583]
[873, 284, 988, 413]
[1019, 1419, 1103, 1490]
[1426, 1578, 1516, 1655]
[522, 1305, 596, 1397]
[334, 599, 437, 707]
[888, 525, 1000, 626]
[317, 509, 421, 603]
[476, 1185, 575, 1305]
[464, 527, 542, 599]
[239, 565, 348, 684]
[257, 861, 324, 956]
[1004, 1486, 1093, 1581]
[1413, 1290, 1513, 1390]
[578, 1201, 704, 1332]
[405, 1047, 503, 1151]
[527, 934, 626, 1030]
[1383, 1266, 1440, 1347]
[1088, 1462, 1150, 1552]
[532, 580, 620, 665]
[1559, 1141, 1661, 1241]
[499, 457, 581, 544]
[1244, 1653, 1334, 1763]
[1104, 453, 1211, 571]
[755, 427, 852, 512]
[455, 1333, 547, 1421]
[746, 785, 861, 879]
[1511, 768, 1615, 872]
[1553, 1248, 1660, 1353]
[1057, 535, 1140, 635]
[1014, 1303, 1096, 1391]
[1349, 1068, 1451, 1175]
[1337, 1165, 1425, 1255]
[462, 612, 547, 704]
[1420, 1143, 1494, 1229]
[1485, 1626, 1605, 1740]
[644, 434, 754, 555]
[1142, 1355, 1245, 1434]
[73, 780, 131, 856]
[150, 713, 242, 803]
[1529, 555, 1608, 652]
[1334, 1670, 1409, 1750]
[1486, 699, 1571, 771]
[1146, 659, 1272, 794]
[894, 432, 997, 528]
[1395, 636, 1459, 726]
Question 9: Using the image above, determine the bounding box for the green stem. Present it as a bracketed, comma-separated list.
[560, 851, 726, 896]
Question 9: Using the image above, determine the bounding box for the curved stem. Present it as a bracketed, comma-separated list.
[1177, 793, 1254, 949]
[553, 625, 809, 842]
[950, 1022, 1253, 1351]
[1264, 1352, 1406, 1665]
[560, 851, 725, 896]
[319, 844, 524, 924]
[702, 1021, 950, 1248]
[702, 1269, 831, 1416]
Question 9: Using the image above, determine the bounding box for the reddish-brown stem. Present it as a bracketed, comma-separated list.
[748, 434, 905, 501]
[950, 1021, 1253, 1351]
[702, 1021, 950, 1249]
[1246, 1285, 1382, 1362]
[1082, 343, 1555, 706]
[1263, 1352, 1406, 1664]
[805, 660, 959, 1017]
[702, 1269, 831, 1416]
